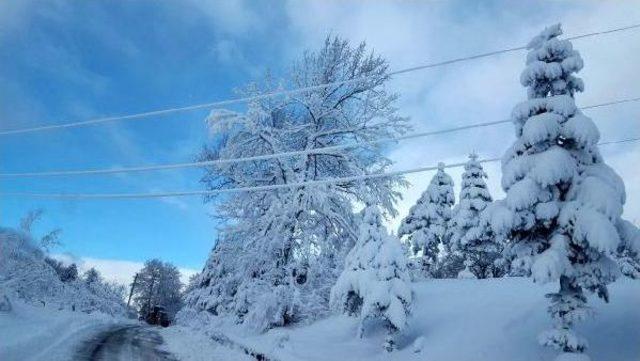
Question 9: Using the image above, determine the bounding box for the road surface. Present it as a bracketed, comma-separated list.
[76, 325, 177, 361]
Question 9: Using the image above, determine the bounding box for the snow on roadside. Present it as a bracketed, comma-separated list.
[159, 325, 254, 361]
[181, 277, 640, 361]
[0, 299, 130, 361]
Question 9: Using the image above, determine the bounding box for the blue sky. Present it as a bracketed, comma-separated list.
[0, 1, 295, 273]
[1, 1, 639, 283]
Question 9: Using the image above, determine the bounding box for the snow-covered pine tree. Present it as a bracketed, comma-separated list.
[330, 205, 412, 352]
[59, 263, 78, 283]
[398, 163, 454, 277]
[616, 220, 640, 279]
[83, 268, 101, 285]
[183, 36, 408, 332]
[448, 153, 501, 278]
[496, 24, 627, 361]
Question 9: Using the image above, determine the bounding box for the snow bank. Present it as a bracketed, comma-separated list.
[159, 326, 254, 361]
[0, 227, 133, 360]
[0, 299, 127, 361]
[181, 277, 640, 361]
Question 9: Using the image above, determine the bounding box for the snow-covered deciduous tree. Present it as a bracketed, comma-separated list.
[184, 35, 408, 332]
[182, 235, 242, 318]
[19, 209, 62, 252]
[19, 209, 44, 235]
[183, 272, 201, 296]
[2, 211, 125, 315]
[81, 268, 128, 313]
[448, 153, 502, 279]
[0, 227, 126, 316]
[495, 24, 628, 361]
[133, 259, 184, 322]
[330, 205, 412, 352]
[398, 163, 454, 277]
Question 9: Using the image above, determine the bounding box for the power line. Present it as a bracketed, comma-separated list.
[0, 119, 512, 177]
[0, 159, 500, 199]
[2, 137, 636, 200]
[392, 23, 640, 76]
[1, 23, 639, 136]
[597, 136, 640, 146]
[2, 96, 638, 178]
[580, 96, 640, 110]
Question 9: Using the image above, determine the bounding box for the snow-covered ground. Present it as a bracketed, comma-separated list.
[160, 326, 253, 361]
[0, 300, 130, 361]
[180, 277, 640, 361]
[0, 299, 258, 361]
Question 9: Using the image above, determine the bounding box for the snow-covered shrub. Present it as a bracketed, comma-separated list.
[331, 206, 412, 352]
[448, 153, 503, 278]
[183, 36, 408, 331]
[398, 163, 454, 278]
[495, 24, 630, 361]
[0, 227, 127, 316]
[243, 284, 297, 333]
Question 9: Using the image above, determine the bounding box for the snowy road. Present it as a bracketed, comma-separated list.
[76, 325, 177, 361]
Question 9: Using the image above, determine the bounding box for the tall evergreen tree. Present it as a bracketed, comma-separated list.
[448, 153, 501, 278]
[398, 163, 454, 277]
[494, 24, 627, 361]
[330, 205, 412, 352]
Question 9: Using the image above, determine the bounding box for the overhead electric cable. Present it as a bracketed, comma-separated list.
[1, 23, 639, 136]
[2, 96, 638, 178]
[1, 137, 637, 200]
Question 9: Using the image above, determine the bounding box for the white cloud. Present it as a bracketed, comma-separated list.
[52, 253, 198, 287]
[284, 1, 640, 228]
[188, 0, 260, 37]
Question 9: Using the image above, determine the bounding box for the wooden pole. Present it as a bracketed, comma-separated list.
[127, 273, 139, 308]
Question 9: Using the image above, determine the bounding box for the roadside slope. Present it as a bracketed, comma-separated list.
[0, 300, 129, 361]
[179, 277, 640, 361]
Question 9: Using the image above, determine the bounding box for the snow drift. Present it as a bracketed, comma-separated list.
[177, 277, 640, 361]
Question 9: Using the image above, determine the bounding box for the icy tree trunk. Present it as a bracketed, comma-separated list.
[540, 275, 590, 360]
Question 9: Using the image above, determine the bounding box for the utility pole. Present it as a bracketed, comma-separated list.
[127, 273, 139, 308]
